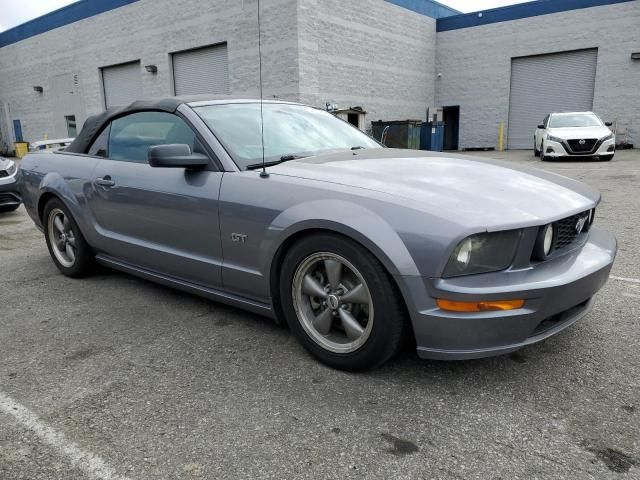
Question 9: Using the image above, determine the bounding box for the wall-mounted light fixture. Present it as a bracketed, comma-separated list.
[145, 64, 158, 73]
[631, 52, 640, 61]
[33, 86, 44, 93]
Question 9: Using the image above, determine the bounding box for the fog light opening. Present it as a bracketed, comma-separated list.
[546, 147, 554, 154]
[436, 299, 525, 312]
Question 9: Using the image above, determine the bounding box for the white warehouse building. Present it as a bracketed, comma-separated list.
[0, 0, 638, 152]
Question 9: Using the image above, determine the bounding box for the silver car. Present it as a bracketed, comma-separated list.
[0, 157, 21, 212]
[18, 98, 617, 370]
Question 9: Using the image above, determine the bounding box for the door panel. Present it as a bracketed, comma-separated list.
[88, 159, 223, 288]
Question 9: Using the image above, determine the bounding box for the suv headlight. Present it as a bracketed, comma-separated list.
[547, 135, 564, 143]
[443, 230, 522, 278]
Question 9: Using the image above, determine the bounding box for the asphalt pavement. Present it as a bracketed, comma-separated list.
[0, 150, 638, 479]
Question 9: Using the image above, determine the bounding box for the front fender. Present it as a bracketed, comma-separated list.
[262, 199, 421, 279]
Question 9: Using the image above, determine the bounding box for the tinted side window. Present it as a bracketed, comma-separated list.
[87, 125, 110, 157]
[108, 112, 197, 163]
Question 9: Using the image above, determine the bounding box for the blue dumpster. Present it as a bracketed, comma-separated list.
[421, 122, 445, 151]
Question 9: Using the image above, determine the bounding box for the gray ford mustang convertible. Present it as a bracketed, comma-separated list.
[18, 98, 617, 370]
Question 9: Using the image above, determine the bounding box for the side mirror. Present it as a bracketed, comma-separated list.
[537, 124, 545, 129]
[605, 122, 613, 127]
[148, 144, 209, 169]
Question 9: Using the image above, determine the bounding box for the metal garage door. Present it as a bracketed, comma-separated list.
[507, 49, 598, 149]
[102, 61, 142, 108]
[172, 44, 229, 96]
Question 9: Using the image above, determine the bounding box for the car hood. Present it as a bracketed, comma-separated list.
[547, 126, 611, 140]
[271, 149, 600, 230]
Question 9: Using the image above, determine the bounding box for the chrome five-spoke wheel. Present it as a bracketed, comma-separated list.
[292, 252, 374, 354]
[47, 208, 77, 268]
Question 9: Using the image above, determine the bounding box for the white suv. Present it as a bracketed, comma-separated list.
[534, 112, 615, 162]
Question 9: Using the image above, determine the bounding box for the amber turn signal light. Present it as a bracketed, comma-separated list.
[436, 299, 525, 312]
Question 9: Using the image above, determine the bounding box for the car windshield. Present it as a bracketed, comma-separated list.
[194, 103, 381, 169]
[549, 114, 602, 128]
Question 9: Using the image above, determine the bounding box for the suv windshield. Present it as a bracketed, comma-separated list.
[194, 103, 381, 169]
[549, 114, 602, 128]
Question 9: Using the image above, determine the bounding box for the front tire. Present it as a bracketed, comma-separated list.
[279, 233, 406, 371]
[534, 137, 540, 157]
[540, 142, 550, 161]
[44, 198, 95, 278]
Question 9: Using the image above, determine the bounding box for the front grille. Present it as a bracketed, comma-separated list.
[0, 192, 20, 205]
[566, 138, 598, 153]
[555, 211, 590, 252]
[532, 298, 591, 336]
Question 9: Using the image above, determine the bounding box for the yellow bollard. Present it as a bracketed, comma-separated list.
[498, 122, 505, 152]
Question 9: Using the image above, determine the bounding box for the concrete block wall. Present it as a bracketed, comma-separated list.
[297, 0, 437, 135]
[0, 0, 438, 147]
[435, 1, 640, 149]
[0, 0, 300, 145]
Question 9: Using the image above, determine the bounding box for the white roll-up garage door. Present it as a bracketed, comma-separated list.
[102, 61, 142, 108]
[172, 44, 230, 96]
[507, 49, 598, 149]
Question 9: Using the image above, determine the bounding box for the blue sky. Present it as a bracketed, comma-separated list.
[0, 0, 531, 32]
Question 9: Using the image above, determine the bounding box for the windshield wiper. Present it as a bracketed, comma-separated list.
[246, 154, 307, 170]
[279, 154, 306, 161]
[351, 146, 366, 150]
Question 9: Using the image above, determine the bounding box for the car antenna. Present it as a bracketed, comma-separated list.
[257, 0, 268, 178]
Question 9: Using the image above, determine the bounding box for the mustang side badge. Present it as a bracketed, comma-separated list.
[231, 233, 248, 243]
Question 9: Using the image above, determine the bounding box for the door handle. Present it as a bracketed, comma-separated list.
[95, 176, 115, 188]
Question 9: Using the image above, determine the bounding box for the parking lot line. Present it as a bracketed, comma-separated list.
[611, 275, 640, 284]
[0, 391, 131, 480]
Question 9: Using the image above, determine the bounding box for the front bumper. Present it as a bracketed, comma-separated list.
[399, 227, 617, 360]
[545, 137, 615, 159]
[0, 174, 21, 208]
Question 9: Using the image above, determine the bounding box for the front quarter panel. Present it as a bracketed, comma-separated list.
[218, 171, 464, 303]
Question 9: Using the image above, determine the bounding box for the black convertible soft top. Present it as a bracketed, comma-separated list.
[65, 98, 184, 154]
[65, 95, 236, 154]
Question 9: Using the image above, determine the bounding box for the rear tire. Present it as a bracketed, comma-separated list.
[279, 233, 406, 371]
[43, 198, 95, 278]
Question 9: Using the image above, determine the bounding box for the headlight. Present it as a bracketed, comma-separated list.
[443, 230, 522, 278]
[2, 160, 17, 177]
[547, 135, 564, 143]
[602, 133, 614, 142]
